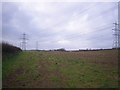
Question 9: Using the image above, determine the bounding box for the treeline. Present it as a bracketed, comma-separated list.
[50, 48, 66, 51]
[33, 48, 118, 52]
[2, 42, 22, 54]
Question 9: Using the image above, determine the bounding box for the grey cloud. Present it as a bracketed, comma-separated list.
[2, 2, 118, 50]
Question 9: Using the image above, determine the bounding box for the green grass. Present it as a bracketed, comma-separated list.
[2, 50, 118, 88]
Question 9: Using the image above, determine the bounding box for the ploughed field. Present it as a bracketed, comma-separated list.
[2, 50, 118, 88]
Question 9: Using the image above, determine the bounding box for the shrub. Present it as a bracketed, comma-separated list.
[2, 42, 22, 54]
[56, 48, 66, 51]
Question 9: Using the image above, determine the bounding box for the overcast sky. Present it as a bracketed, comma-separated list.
[2, 1, 118, 50]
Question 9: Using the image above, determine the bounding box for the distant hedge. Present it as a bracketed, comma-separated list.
[2, 42, 22, 54]
[54, 48, 66, 51]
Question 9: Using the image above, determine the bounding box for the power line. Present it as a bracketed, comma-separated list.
[63, 24, 113, 40]
[38, 23, 113, 45]
[37, 3, 116, 36]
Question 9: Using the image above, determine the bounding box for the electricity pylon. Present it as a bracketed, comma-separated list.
[20, 33, 28, 50]
[112, 22, 119, 49]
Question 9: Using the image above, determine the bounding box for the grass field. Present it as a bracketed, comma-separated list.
[2, 50, 118, 88]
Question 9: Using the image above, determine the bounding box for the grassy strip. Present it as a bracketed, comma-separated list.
[2, 51, 118, 88]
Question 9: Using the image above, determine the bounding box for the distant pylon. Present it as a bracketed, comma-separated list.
[20, 33, 28, 50]
[118, 1, 120, 48]
[112, 22, 119, 49]
[36, 41, 38, 50]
